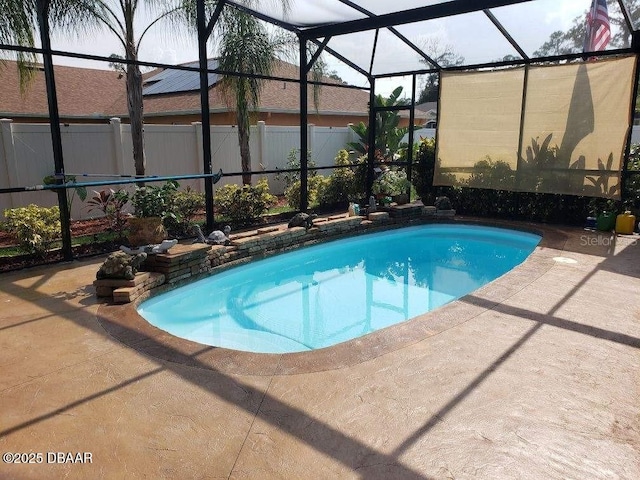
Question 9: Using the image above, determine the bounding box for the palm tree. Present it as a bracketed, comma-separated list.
[61, 0, 187, 177]
[217, 10, 291, 185]
[2, 0, 186, 177]
[4, 0, 320, 186]
[0, 0, 37, 90]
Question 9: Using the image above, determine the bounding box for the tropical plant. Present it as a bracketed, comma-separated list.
[318, 149, 356, 206]
[164, 186, 205, 237]
[217, 8, 292, 185]
[275, 148, 316, 189]
[347, 86, 412, 160]
[86, 188, 130, 239]
[42, 174, 87, 216]
[3, 0, 188, 177]
[285, 176, 327, 209]
[74, 0, 189, 177]
[0, 0, 37, 90]
[411, 137, 436, 202]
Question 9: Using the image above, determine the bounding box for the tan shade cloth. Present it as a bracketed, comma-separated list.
[435, 68, 525, 189]
[434, 55, 636, 199]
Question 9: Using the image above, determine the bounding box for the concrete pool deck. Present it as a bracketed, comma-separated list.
[0, 220, 639, 479]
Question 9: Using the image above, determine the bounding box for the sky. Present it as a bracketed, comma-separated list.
[20, 0, 595, 98]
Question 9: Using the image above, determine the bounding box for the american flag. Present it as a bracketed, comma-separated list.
[583, 0, 611, 52]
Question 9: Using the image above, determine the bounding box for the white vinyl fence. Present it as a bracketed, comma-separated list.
[0, 119, 358, 220]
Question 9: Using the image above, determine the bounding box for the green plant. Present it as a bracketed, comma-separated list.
[86, 188, 130, 240]
[214, 178, 276, 224]
[165, 187, 206, 237]
[318, 149, 357, 206]
[412, 137, 436, 203]
[372, 169, 411, 196]
[285, 175, 328, 209]
[275, 148, 317, 189]
[131, 180, 179, 221]
[2, 204, 61, 257]
[347, 86, 413, 160]
[42, 174, 87, 216]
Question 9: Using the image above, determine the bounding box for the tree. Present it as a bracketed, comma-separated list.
[217, 10, 291, 185]
[5, 0, 306, 187]
[0, 0, 37, 90]
[2, 0, 187, 177]
[533, 0, 640, 57]
[327, 69, 345, 83]
[68, 0, 187, 177]
[215, 2, 325, 185]
[417, 38, 464, 104]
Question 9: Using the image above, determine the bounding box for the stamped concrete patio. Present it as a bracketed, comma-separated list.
[0, 221, 639, 479]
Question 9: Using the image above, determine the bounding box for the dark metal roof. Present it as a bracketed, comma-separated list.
[143, 59, 219, 96]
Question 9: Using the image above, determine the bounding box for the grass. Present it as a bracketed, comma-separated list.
[267, 204, 296, 215]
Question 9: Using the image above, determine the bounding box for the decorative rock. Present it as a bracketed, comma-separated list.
[192, 224, 231, 245]
[435, 196, 452, 211]
[288, 212, 317, 229]
[96, 251, 147, 280]
[120, 239, 178, 255]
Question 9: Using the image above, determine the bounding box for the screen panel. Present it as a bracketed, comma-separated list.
[435, 67, 525, 189]
[519, 56, 635, 198]
[434, 55, 636, 199]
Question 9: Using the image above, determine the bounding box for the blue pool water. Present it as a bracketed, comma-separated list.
[137, 224, 540, 353]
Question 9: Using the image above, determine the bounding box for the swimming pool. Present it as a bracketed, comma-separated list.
[137, 224, 540, 353]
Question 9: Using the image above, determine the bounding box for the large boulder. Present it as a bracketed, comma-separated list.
[96, 251, 147, 280]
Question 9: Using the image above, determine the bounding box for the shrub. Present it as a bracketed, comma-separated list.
[274, 148, 317, 190]
[412, 137, 436, 203]
[3, 204, 61, 256]
[372, 169, 411, 196]
[165, 187, 206, 237]
[318, 149, 356, 206]
[131, 180, 179, 220]
[285, 175, 328, 209]
[86, 188, 130, 240]
[214, 178, 276, 224]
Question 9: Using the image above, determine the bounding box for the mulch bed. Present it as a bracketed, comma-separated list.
[0, 198, 340, 274]
[0, 218, 118, 274]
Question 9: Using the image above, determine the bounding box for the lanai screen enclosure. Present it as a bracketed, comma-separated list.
[1, 0, 640, 261]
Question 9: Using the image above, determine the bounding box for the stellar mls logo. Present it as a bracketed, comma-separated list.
[580, 234, 637, 247]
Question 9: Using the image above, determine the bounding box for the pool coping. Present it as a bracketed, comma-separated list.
[95, 218, 568, 376]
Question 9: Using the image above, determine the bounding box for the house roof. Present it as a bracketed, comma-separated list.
[416, 101, 437, 114]
[0, 61, 124, 120]
[1, 59, 424, 123]
[129, 59, 375, 120]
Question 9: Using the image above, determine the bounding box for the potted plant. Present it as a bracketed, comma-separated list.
[372, 169, 411, 204]
[127, 181, 179, 246]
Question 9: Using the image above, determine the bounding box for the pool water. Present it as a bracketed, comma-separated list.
[137, 224, 540, 353]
